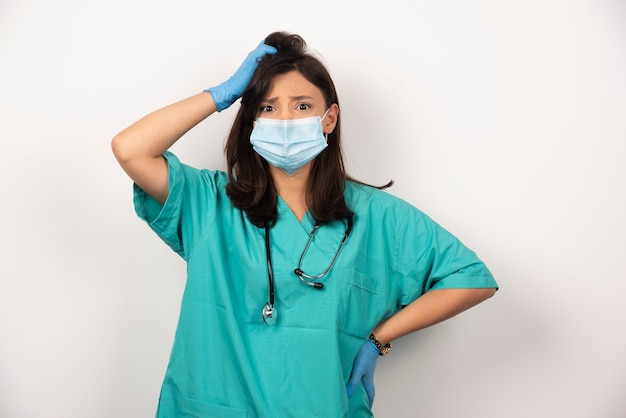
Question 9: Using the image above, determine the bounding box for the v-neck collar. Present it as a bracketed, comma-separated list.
[276, 195, 316, 232]
[273, 197, 351, 265]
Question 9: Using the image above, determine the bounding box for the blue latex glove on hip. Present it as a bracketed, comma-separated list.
[346, 339, 380, 408]
[205, 40, 277, 112]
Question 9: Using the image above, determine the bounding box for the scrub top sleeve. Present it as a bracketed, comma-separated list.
[397, 205, 498, 306]
[133, 151, 221, 260]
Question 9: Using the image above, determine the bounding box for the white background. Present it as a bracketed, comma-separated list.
[1, 1, 625, 417]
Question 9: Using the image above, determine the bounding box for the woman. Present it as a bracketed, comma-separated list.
[112, 31, 498, 418]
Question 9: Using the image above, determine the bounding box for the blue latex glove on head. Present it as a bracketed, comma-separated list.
[205, 40, 278, 112]
[346, 339, 380, 408]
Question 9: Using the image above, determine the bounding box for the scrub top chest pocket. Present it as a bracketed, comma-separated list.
[335, 268, 384, 340]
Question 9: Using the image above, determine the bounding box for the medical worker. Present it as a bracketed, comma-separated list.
[112, 31, 498, 417]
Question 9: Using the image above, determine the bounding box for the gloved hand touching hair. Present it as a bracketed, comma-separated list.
[205, 39, 277, 112]
[346, 339, 380, 408]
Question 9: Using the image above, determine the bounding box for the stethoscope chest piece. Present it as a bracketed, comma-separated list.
[262, 302, 277, 325]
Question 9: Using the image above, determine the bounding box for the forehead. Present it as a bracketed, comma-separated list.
[265, 70, 324, 100]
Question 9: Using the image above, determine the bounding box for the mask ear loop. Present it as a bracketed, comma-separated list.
[321, 107, 331, 142]
[320, 107, 331, 121]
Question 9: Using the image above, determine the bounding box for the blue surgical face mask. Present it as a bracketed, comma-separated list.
[250, 109, 330, 176]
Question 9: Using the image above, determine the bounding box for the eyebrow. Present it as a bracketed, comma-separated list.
[261, 95, 315, 103]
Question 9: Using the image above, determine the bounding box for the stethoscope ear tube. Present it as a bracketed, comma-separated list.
[294, 268, 324, 289]
[294, 216, 353, 281]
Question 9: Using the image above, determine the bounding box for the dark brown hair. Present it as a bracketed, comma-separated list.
[225, 32, 390, 228]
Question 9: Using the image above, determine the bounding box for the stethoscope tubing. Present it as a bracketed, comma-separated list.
[264, 223, 275, 307]
[294, 217, 353, 280]
[262, 216, 353, 324]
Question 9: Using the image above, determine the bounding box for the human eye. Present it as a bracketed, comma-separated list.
[296, 103, 312, 111]
[259, 104, 275, 113]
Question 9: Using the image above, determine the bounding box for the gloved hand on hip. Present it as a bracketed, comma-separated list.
[346, 339, 380, 408]
[205, 39, 277, 112]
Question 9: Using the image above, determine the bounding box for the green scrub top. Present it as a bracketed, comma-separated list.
[134, 152, 497, 418]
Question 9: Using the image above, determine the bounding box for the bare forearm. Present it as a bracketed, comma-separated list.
[112, 92, 217, 161]
[372, 288, 496, 345]
[111, 92, 218, 203]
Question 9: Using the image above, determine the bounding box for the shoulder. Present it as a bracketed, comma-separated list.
[164, 151, 229, 191]
[344, 181, 443, 237]
[345, 180, 415, 216]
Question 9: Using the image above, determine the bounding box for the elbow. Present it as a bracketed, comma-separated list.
[464, 287, 497, 311]
[111, 132, 132, 164]
[465, 287, 497, 307]
[481, 287, 497, 301]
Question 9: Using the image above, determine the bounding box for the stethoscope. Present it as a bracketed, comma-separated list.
[262, 216, 353, 325]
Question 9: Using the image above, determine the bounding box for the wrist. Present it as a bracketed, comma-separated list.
[204, 84, 237, 112]
[368, 333, 392, 356]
